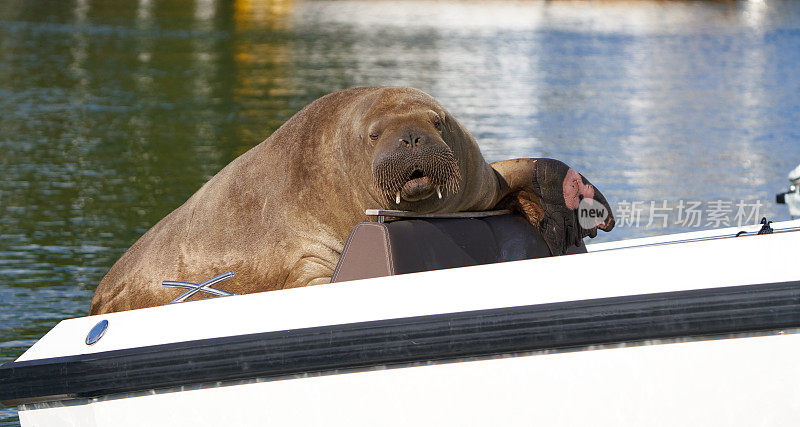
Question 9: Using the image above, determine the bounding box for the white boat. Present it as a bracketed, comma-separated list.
[2, 212, 800, 426]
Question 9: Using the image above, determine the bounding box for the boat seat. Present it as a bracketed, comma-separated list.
[330, 213, 586, 283]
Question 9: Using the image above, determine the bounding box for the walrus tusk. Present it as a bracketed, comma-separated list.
[396, 192, 401, 204]
[437, 187, 442, 199]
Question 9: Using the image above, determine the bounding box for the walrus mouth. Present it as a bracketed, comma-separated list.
[400, 171, 434, 202]
[373, 148, 461, 205]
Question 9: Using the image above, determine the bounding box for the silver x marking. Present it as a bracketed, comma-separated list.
[162, 271, 236, 304]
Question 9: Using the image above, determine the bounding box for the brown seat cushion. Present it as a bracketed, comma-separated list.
[331, 214, 586, 283]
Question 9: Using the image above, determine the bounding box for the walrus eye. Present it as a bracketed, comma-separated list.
[369, 132, 379, 141]
[433, 116, 442, 131]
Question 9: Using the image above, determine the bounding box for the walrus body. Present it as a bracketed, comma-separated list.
[91, 87, 614, 314]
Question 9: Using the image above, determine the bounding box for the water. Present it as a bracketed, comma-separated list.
[2, 0, 800, 423]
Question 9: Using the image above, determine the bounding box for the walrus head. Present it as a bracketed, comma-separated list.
[369, 108, 461, 209]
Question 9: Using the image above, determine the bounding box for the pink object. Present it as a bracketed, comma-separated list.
[562, 168, 594, 210]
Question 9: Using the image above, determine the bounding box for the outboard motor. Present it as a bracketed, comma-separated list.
[776, 163, 800, 218]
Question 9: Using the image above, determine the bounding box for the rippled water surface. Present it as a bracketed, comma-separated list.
[2, 0, 800, 423]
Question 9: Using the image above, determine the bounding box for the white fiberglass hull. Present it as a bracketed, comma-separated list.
[20, 332, 800, 427]
[5, 219, 800, 426]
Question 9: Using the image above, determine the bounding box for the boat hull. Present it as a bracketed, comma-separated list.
[4, 219, 800, 426]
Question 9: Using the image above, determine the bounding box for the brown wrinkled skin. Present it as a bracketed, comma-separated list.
[90, 87, 613, 314]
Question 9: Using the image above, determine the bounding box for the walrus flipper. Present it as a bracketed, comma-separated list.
[491, 158, 615, 255]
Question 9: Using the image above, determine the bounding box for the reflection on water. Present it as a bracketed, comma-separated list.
[2, 0, 800, 422]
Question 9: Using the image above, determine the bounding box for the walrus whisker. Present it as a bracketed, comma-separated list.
[371, 137, 462, 204]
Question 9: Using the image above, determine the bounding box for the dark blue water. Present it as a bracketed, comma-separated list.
[2, 0, 800, 424]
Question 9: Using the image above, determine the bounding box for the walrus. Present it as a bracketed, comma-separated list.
[90, 87, 614, 314]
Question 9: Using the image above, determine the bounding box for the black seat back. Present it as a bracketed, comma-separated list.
[331, 214, 586, 283]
